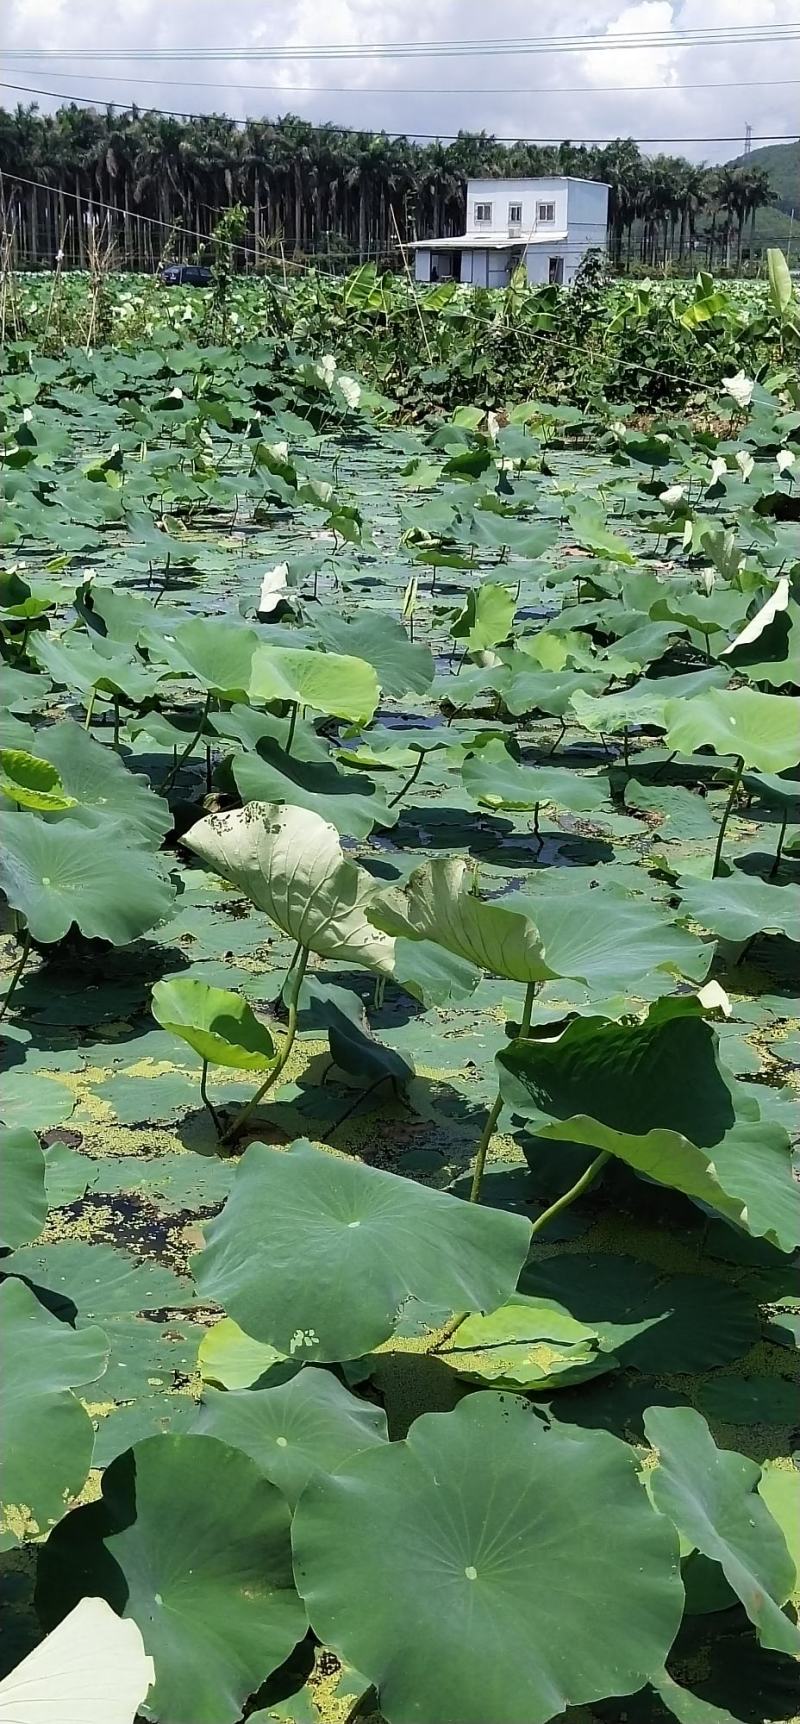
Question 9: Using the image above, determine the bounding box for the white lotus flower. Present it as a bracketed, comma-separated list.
[337, 374, 362, 410]
[708, 456, 728, 485]
[486, 411, 500, 443]
[735, 450, 754, 480]
[168, 387, 183, 401]
[776, 449, 796, 474]
[700, 567, 716, 595]
[723, 576, 790, 655]
[722, 371, 754, 409]
[659, 484, 686, 506]
[267, 440, 289, 463]
[258, 562, 290, 617]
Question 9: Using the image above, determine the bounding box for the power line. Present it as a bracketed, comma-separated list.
[5, 63, 800, 99]
[5, 24, 800, 60]
[1, 82, 796, 145]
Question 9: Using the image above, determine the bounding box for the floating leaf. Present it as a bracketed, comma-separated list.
[438, 1294, 614, 1390]
[292, 1393, 683, 1724]
[0, 813, 176, 944]
[195, 1367, 388, 1504]
[0, 1126, 47, 1250]
[193, 1138, 530, 1362]
[678, 873, 800, 943]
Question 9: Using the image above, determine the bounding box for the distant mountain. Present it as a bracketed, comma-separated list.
[724, 140, 799, 216]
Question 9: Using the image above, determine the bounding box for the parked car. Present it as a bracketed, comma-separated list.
[159, 263, 211, 287]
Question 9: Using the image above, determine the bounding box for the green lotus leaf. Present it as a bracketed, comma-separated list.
[645, 1407, 800, 1655]
[462, 740, 608, 813]
[0, 1126, 47, 1249]
[33, 720, 172, 845]
[193, 1138, 531, 1361]
[312, 610, 434, 696]
[663, 689, 799, 773]
[437, 1293, 615, 1391]
[369, 858, 709, 991]
[451, 581, 517, 651]
[249, 644, 379, 724]
[498, 1004, 800, 1251]
[300, 979, 411, 1085]
[649, 1670, 744, 1724]
[741, 769, 800, 815]
[7, 1239, 196, 1320]
[678, 872, 800, 943]
[195, 1367, 388, 1504]
[33, 633, 166, 705]
[198, 1318, 297, 1391]
[503, 667, 608, 718]
[185, 802, 395, 976]
[163, 615, 260, 698]
[1, 1278, 109, 1547]
[292, 1393, 683, 1724]
[36, 1434, 307, 1724]
[0, 813, 176, 944]
[151, 976, 276, 1070]
[569, 666, 729, 735]
[0, 749, 77, 812]
[758, 1464, 800, 1590]
[233, 738, 394, 839]
[567, 499, 638, 562]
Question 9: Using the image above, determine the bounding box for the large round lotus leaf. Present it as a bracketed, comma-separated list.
[462, 742, 609, 813]
[312, 610, 434, 696]
[33, 720, 172, 845]
[166, 616, 260, 698]
[569, 666, 729, 736]
[193, 1138, 531, 1362]
[437, 1294, 615, 1391]
[509, 887, 711, 994]
[7, 1239, 195, 1320]
[0, 1278, 108, 1547]
[249, 644, 379, 725]
[151, 976, 276, 1069]
[0, 748, 76, 812]
[185, 803, 395, 976]
[663, 689, 799, 774]
[367, 856, 554, 983]
[33, 633, 166, 705]
[0, 1126, 46, 1249]
[292, 1393, 683, 1724]
[195, 1367, 388, 1504]
[498, 1004, 800, 1252]
[678, 873, 800, 943]
[0, 813, 176, 944]
[645, 1408, 800, 1655]
[36, 1434, 307, 1724]
[233, 740, 394, 840]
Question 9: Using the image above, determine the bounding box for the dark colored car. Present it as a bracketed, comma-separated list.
[159, 263, 211, 287]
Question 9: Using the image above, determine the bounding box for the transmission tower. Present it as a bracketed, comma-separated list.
[744, 123, 753, 155]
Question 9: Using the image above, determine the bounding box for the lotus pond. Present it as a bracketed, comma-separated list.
[0, 305, 798, 1724]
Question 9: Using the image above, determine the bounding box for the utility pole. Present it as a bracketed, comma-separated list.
[744, 123, 752, 156]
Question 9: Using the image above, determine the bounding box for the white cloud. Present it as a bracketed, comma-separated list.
[1, 0, 796, 163]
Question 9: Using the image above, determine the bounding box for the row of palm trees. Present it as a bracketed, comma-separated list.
[0, 102, 780, 274]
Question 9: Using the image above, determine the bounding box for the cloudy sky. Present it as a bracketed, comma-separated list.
[1, 0, 797, 164]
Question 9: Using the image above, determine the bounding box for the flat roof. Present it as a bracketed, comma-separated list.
[467, 175, 609, 187]
[409, 233, 568, 250]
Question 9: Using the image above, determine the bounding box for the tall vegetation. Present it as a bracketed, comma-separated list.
[0, 101, 781, 273]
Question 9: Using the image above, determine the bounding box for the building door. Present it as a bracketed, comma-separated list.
[548, 256, 565, 285]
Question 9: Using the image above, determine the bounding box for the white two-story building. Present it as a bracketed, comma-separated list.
[410, 176, 609, 288]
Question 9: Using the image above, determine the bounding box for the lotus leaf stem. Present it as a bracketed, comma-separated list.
[529, 1151, 611, 1236]
[199, 1059, 222, 1133]
[769, 809, 788, 880]
[286, 701, 298, 755]
[158, 693, 211, 793]
[219, 945, 309, 1144]
[83, 689, 97, 730]
[387, 747, 426, 808]
[0, 928, 31, 1024]
[711, 756, 744, 878]
[469, 981, 538, 1204]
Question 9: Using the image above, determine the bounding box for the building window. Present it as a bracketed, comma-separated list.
[508, 202, 523, 224]
[537, 201, 556, 223]
[474, 202, 492, 224]
[548, 256, 564, 285]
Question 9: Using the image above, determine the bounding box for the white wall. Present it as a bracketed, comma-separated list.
[466, 176, 569, 238]
[414, 246, 431, 283]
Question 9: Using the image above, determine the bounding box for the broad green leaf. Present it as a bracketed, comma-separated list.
[0, 813, 176, 944]
[233, 739, 393, 839]
[567, 499, 637, 563]
[462, 741, 608, 813]
[151, 977, 276, 1070]
[498, 1005, 800, 1251]
[437, 1294, 614, 1390]
[249, 644, 379, 724]
[451, 582, 516, 652]
[198, 1318, 296, 1391]
[312, 610, 434, 696]
[663, 689, 799, 773]
[767, 248, 793, 318]
[0, 749, 76, 812]
[33, 720, 172, 845]
[292, 1393, 683, 1724]
[645, 1407, 800, 1655]
[649, 1670, 744, 1724]
[195, 1367, 388, 1504]
[678, 873, 800, 942]
[185, 802, 395, 976]
[37, 1434, 307, 1724]
[570, 667, 729, 735]
[165, 616, 259, 698]
[368, 856, 552, 983]
[758, 1463, 800, 1590]
[1, 1278, 108, 1547]
[0, 1126, 47, 1249]
[33, 633, 165, 705]
[193, 1138, 531, 1361]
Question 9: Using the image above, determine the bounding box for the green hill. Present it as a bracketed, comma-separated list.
[724, 139, 799, 216]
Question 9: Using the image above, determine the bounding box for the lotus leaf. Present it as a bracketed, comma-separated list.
[0, 813, 176, 943]
[151, 976, 276, 1069]
[195, 1367, 388, 1503]
[0, 1126, 47, 1249]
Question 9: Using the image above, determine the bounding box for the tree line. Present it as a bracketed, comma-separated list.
[0, 102, 781, 275]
